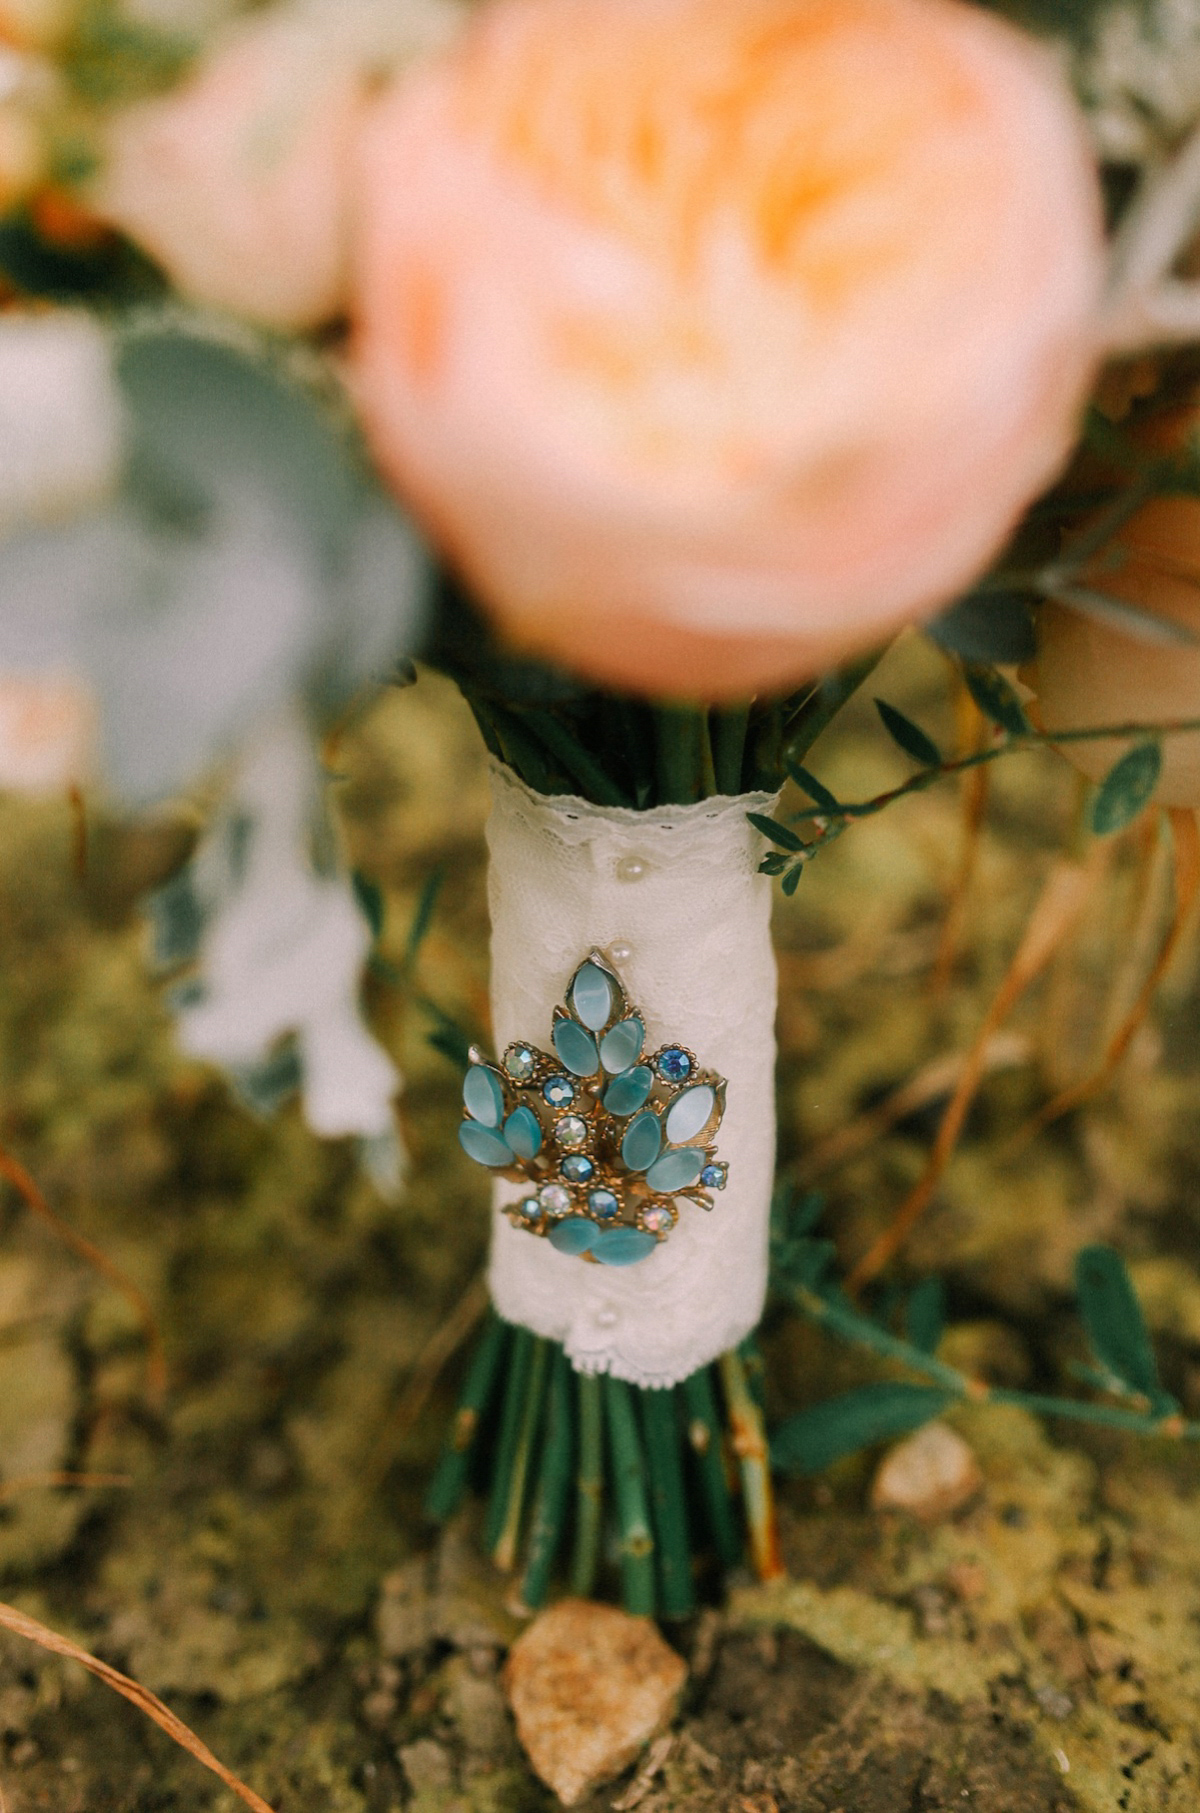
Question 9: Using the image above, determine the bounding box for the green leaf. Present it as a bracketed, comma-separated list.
[787, 761, 841, 816]
[875, 699, 941, 767]
[1090, 741, 1162, 836]
[904, 1277, 946, 1355]
[352, 872, 386, 942]
[771, 1383, 953, 1475]
[781, 864, 804, 896]
[963, 664, 1031, 737]
[405, 867, 444, 966]
[928, 591, 1035, 664]
[759, 852, 792, 875]
[747, 811, 803, 852]
[1074, 1246, 1173, 1410]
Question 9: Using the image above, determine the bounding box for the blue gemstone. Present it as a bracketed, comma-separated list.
[656, 1047, 692, 1083]
[504, 1105, 542, 1160]
[549, 1218, 598, 1256]
[458, 1121, 514, 1168]
[621, 1109, 662, 1173]
[571, 961, 614, 1031]
[600, 1016, 644, 1075]
[520, 1195, 542, 1220]
[644, 1147, 705, 1192]
[543, 1074, 576, 1108]
[604, 1065, 653, 1116]
[463, 1064, 505, 1128]
[561, 1154, 595, 1184]
[588, 1187, 620, 1220]
[593, 1228, 657, 1267]
[701, 1163, 728, 1190]
[553, 1019, 600, 1077]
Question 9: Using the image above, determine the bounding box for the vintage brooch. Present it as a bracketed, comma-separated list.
[458, 950, 728, 1266]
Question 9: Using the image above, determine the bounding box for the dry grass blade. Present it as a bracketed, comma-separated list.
[1013, 808, 1200, 1145]
[391, 1271, 488, 1438]
[0, 1599, 275, 1813]
[795, 1032, 1031, 1185]
[847, 849, 1108, 1295]
[0, 1143, 166, 1406]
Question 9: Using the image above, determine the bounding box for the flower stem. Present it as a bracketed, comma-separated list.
[639, 1386, 695, 1618]
[425, 1311, 509, 1521]
[517, 1346, 574, 1609]
[570, 1369, 605, 1597]
[492, 1335, 550, 1571]
[604, 1374, 657, 1616]
[719, 1349, 784, 1581]
[680, 1365, 742, 1569]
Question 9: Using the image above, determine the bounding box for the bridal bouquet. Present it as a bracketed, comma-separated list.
[4, 0, 1200, 1620]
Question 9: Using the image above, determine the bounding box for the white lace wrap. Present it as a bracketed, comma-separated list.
[485, 761, 778, 1387]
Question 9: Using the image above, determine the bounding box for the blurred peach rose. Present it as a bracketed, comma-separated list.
[0, 674, 93, 792]
[90, 7, 365, 328]
[1033, 495, 1200, 809]
[353, 0, 1106, 701]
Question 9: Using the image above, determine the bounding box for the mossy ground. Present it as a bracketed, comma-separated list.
[0, 642, 1197, 1809]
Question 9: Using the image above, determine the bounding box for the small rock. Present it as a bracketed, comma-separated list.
[870, 1421, 983, 1523]
[503, 1598, 687, 1806]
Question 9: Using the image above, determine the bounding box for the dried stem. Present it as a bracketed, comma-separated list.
[846, 850, 1108, 1294]
[0, 1142, 166, 1407]
[0, 1599, 274, 1812]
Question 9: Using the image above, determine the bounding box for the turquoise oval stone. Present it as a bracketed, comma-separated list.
[549, 1218, 598, 1256]
[463, 1064, 505, 1128]
[600, 1016, 644, 1075]
[553, 1019, 599, 1077]
[665, 1084, 716, 1145]
[604, 1065, 653, 1116]
[621, 1110, 662, 1172]
[593, 1228, 657, 1267]
[571, 961, 613, 1031]
[503, 1105, 542, 1160]
[645, 1147, 705, 1192]
[458, 1121, 514, 1167]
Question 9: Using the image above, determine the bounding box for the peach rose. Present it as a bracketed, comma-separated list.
[90, 8, 365, 328]
[0, 673, 93, 793]
[352, 0, 1106, 701]
[1033, 495, 1200, 809]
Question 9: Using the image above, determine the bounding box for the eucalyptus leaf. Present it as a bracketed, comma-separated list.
[1074, 1245, 1174, 1411]
[0, 324, 425, 802]
[1090, 741, 1162, 836]
[352, 872, 386, 942]
[963, 664, 1031, 736]
[781, 864, 804, 896]
[771, 1382, 953, 1475]
[405, 868, 444, 965]
[786, 761, 841, 815]
[747, 811, 804, 851]
[875, 698, 941, 767]
[904, 1277, 946, 1355]
[928, 591, 1036, 663]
